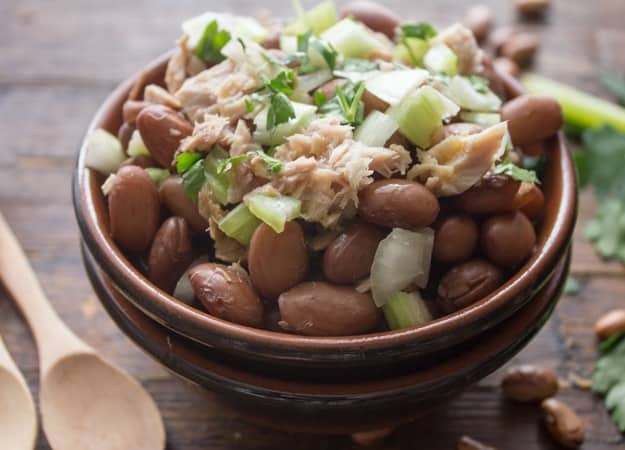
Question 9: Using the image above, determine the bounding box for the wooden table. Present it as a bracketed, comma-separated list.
[1, 0, 624, 448]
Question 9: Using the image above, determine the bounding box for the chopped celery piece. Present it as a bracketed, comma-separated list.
[365, 69, 429, 106]
[203, 148, 230, 205]
[145, 168, 170, 187]
[459, 111, 502, 127]
[100, 174, 117, 196]
[394, 37, 430, 66]
[182, 12, 268, 48]
[354, 111, 398, 146]
[424, 44, 458, 76]
[218, 203, 262, 245]
[127, 129, 150, 157]
[283, 0, 337, 36]
[321, 19, 384, 59]
[296, 69, 333, 93]
[445, 76, 502, 112]
[522, 73, 625, 133]
[84, 128, 126, 175]
[383, 291, 433, 330]
[244, 194, 301, 233]
[253, 102, 317, 146]
[387, 86, 460, 148]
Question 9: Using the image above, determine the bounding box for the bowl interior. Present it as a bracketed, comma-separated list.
[73, 52, 577, 359]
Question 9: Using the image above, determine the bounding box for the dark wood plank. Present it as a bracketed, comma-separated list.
[1, 0, 624, 448]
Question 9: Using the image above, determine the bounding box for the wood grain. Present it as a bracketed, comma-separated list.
[0, 0, 624, 448]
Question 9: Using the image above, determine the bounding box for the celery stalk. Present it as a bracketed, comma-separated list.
[522, 73, 625, 133]
[382, 291, 433, 330]
[459, 111, 501, 127]
[218, 203, 261, 245]
[244, 194, 301, 233]
[283, 0, 337, 36]
[387, 86, 460, 148]
[203, 148, 230, 205]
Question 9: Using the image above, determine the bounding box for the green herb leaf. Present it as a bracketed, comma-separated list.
[400, 23, 437, 40]
[181, 158, 206, 202]
[314, 90, 327, 107]
[563, 276, 582, 295]
[297, 30, 312, 54]
[195, 20, 231, 63]
[266, 92, 296, 129]
[469, 75, 490, 94]
[600, 333, 625, 355]
[265, 70, 296, 96]
[319, 81, 366, 125]
[493, 159, 540, 184]
[250, 150, 282, 174]
[593, 336, 625, 431]
[581, 126, 625, 198]
[175, 152, 203, 174]
[599, 71, 625, 105]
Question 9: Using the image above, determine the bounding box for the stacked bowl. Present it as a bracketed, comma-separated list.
[73, 54, 576, 433]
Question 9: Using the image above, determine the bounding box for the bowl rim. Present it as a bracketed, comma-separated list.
[73, 52, 577, 354]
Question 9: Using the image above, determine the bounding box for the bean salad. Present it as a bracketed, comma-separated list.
[85, 1, 563, 336]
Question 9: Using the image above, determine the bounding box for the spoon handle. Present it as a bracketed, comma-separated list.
[0, 213, 91, 374]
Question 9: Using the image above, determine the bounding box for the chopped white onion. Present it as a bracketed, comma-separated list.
[127, 129, 150, 158]
[173, 256, 209, 304]
[365, 69, 429, 106]
[354, 111, 398, 147]
[370, 228, 435, 307]
[444, 76, 502, 112]
[84, 128, 126, 175]
[182, 12, 268, 48]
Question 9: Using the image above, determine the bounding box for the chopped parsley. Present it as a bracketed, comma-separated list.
[216, 151, 282, 176]
[250, 150, 282, 173]
[310, 39, 338, 71]
[400, 22, 437, 40]
[266, 92, 296, 129]
[265, 70, 296, 96]
[180, 158, 206, 202]
[493, 159, 539, 184]
[195, 20, 231, 63]
[469, 75, 490, 94]
[593, 334, 625, 431]
[175, 152, 203, 174]
[599, 71, 625, 105]
[319, 81, 366, 126]
[314, 91, 327, 107]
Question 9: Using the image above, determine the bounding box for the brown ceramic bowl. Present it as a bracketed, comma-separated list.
[82, 242, 569, 433]
[73, 53, 577, 375]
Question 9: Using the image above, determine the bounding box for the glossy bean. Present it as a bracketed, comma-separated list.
[465, 5, 493, 42]
[136, 104, 193, 168]
[362, 89, 390, 115]
[541, 398, 585, 449]
[315, 78, 347, 100]
[454, 175, 521, 215]
[443, 122, 483, 138]
[437, 259, 504, 313]
[501, 32, 539, 67]
[359, 179, 440, 229]
[117, 122, 136, 152]
[262, 31, 281, 49]
[493, 57, 520, 77]
[148, 217, 193, 293]
[516, 0, 551, 16]
[159, 176, 208, 233]
[278, 282, 381, 336]
[501, 365, 558, 402]
[108, 166, 160, 253]
[513, 182, 545, 220]
[502, 95, 563, 146]
[340, 1, 400, 39]
[489, 27, 516, 55]
[189, 263, 263, 327]
[323, 223, 385, 284]
[433, 214, 479, 263]
[248, 222, 309, 300]
[594, 309, 625, 340]
[119, 155, 158, 169]
[481, 211, 536, 268]
[457, 436, 496, 450]
[122, 100, 151, 124]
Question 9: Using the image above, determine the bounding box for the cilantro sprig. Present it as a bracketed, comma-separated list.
[400, 23, 437, 40]
[593, 333, 625, 431]
[319, 81, 366, 126]
[195, 20, 231, 63]
[493, 159, 540, 184]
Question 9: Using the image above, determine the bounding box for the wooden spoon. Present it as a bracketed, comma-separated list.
[0, 213, 165, 450]
[0, 335, 38, 450]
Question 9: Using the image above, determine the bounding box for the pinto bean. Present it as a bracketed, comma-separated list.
[188, 263, 263, 327]
[323, 223, 385, 284]
[501, 32, 539, 67]
[315, 78, 347, 100]
[159, 176, 208, 233]
[454, 175, 521, 215]
[248, 222, 309, 300]
[359, 179, 440, 229]
[443, 122, 484, 138]
[148, 217, 193, 293]
[362, 89, 390, 115]
[541, 398, 585, 449]
[501, 365, 558, 402]
[278, 282, 381, 336]
[119, 155, 158, 169]
[501, 95, 563, 146]
[481, 211, 536, 268]
[465, 5, 494, 42]
[433, 214, 479, 263]
[437, 259, 505, 313]
[594, 309, 625, 340]
[136, 104, 193, 168]
[262, 30, 281, 49]
[340, 1, 400, 39]
[513, 182, 545, 220]
[108, 166, 160, 253]
[117, 122, 136, 152]
[122, 100, 151, 124]
[516, 0, 551, 16]
[493, 57, 520, 77]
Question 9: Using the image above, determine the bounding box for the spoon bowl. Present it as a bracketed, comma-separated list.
[42, 353, 164, 450]
[0, 338, 37, 450]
